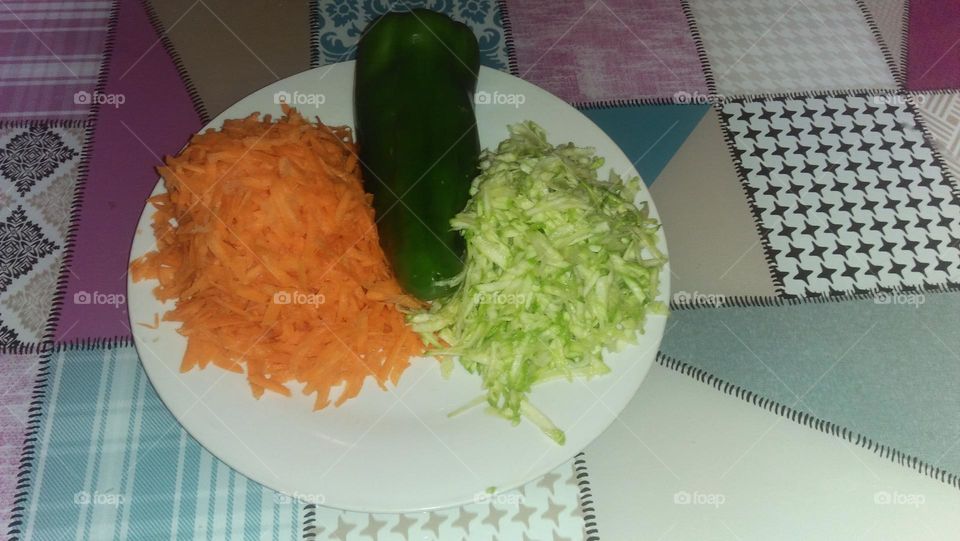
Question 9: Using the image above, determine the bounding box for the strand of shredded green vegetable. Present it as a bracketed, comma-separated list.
[409, 121, 667, 444]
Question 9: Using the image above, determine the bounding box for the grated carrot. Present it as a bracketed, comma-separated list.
[131, 107, 425, 408]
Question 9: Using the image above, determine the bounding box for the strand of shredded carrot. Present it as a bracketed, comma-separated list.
[131, 107, 425, 408]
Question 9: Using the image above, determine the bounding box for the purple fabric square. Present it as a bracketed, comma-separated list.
[0, 1, 111, 120]
[907, 0, 960, 90]
[505, 0, 707, 103]
[53, 0, 203, 342]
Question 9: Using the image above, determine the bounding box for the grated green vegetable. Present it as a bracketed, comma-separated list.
[409, 121, 667, 444]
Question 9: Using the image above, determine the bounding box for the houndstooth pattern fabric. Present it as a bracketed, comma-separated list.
[691, 0, 896, 95]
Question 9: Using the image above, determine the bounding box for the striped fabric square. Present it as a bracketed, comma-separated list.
[0, 1, 113, 120]
[16, 345, 587, 539]
[18, 346, 302, 540]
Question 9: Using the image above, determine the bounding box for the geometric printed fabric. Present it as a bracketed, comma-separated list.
[690, 0, 896, 95]
[915, 92, 960, 183]
[0, 124, 84, 346]
[0, 126, 78, 196]
[720, 96, 960, 296]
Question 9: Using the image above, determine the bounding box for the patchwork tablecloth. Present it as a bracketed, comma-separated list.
[2, 0, 959, 539]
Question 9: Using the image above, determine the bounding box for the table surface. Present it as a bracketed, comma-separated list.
[1, 0, 959, 539]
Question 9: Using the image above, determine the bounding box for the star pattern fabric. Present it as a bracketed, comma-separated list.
[720, 96, 960, 296]
[301, 459, 585, 539]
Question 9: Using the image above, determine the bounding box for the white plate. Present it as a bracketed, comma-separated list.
[127, 61, 670, 513]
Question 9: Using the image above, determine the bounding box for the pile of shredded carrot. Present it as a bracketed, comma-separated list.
[131, 107, 424, 409]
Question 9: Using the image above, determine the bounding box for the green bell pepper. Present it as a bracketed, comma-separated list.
[355, 9, 480, 300]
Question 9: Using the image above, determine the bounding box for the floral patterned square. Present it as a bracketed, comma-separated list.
[0, 123, 86, 348]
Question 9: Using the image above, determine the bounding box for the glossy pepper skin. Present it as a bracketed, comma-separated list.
[355, 9, 480, 300]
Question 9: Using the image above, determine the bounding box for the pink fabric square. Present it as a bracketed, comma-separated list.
[506, 0, 707, 103]
[0, 353, 42, 529]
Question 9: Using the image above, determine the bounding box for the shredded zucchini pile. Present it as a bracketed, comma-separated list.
[409, 121, 666, 444]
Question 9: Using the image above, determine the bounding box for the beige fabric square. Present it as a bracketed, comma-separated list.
[650, 108, 777, 298]
[151, 0, 312, 118]
[860, 0, 906, 78]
